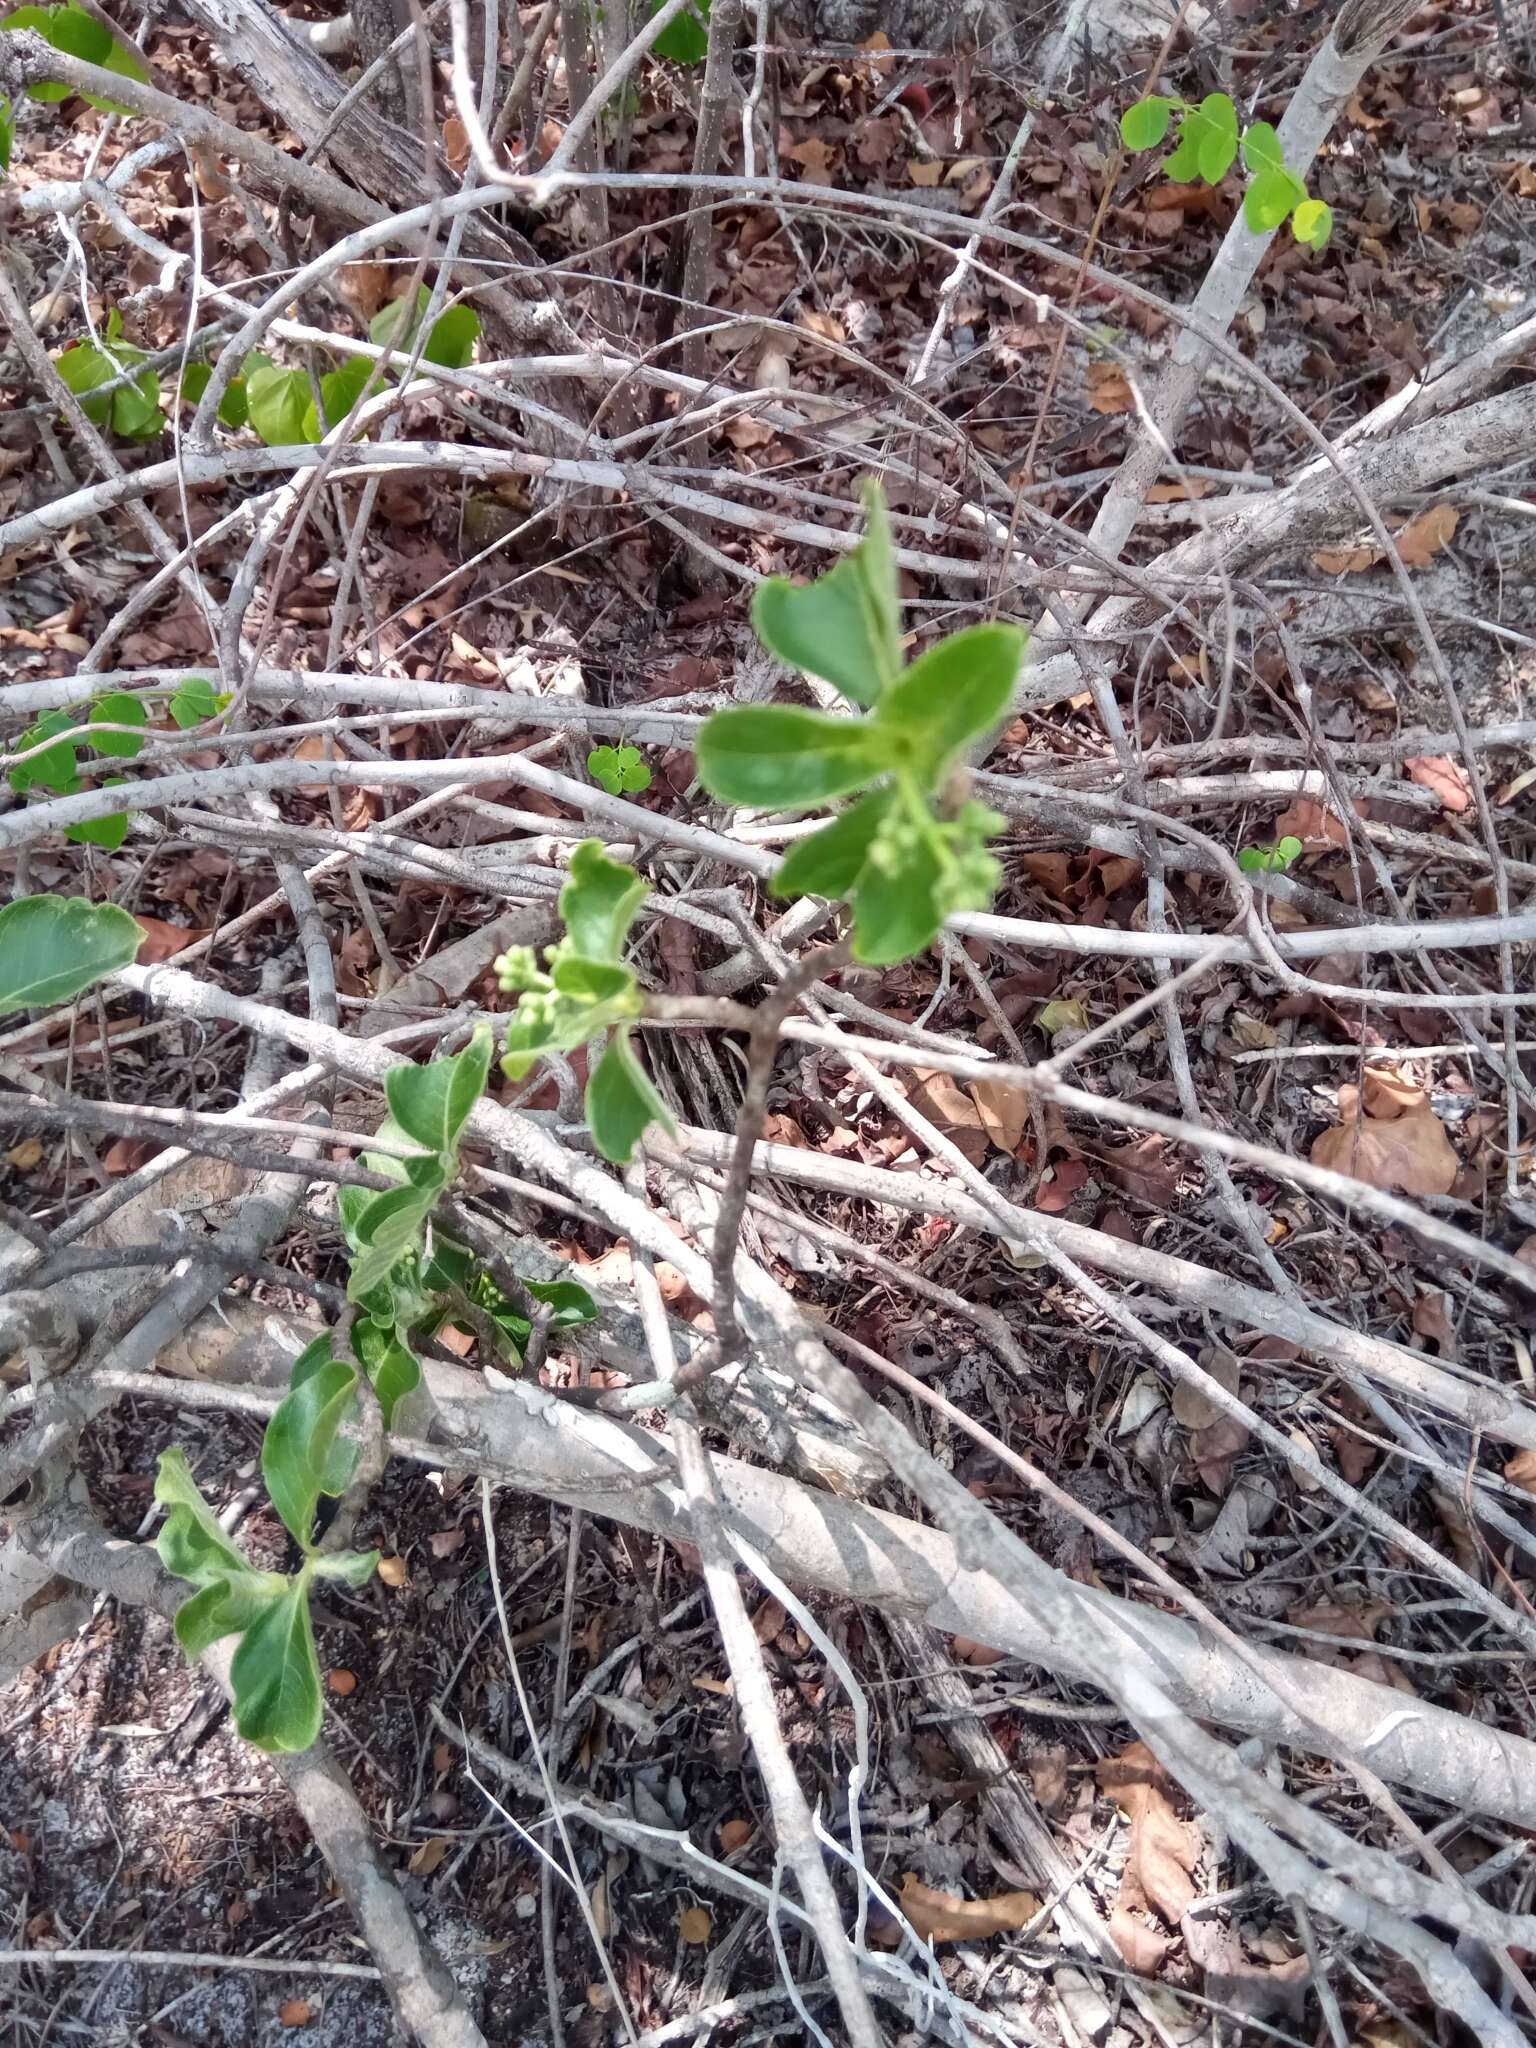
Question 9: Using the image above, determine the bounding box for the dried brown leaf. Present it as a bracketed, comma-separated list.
[895, 1874, 1041, 1944]
[967, 1075, 1028, 1154]
[1313, 541, 1379, 575]
[1272, 796, 1349, 851]
[1109, 1904, 1170, 1974]
[133, 915, 208, 964]
[1286, 1598, 1391, 1641]
[1360, 1066, 1427, 1120]
[1102, 1133, 1182, 1208]
[1171, 1347, 1239, 1432]
[1095, 1742, 1199, 1924]
[1086, 362, 1134, 414]
[1310, 1105, 1458, 1196]
[1403, 753, 1475, 813]
[1394, 502, 1457, 568]
[908, 1068, 988, 1166]
[1502, 1449, 1536, 1496]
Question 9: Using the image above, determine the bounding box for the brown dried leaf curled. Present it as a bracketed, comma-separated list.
[895, 1874, 1041, 1944]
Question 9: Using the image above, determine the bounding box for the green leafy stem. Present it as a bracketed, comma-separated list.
[8, 676, 227, 851]
[156, 1025, 596, 1751]
[49, 289, 480, 445]
[1121, 92, 1333, 250]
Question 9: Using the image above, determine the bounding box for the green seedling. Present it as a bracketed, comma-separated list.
[1237, 834, 1303, 874]
[587, 744, 652, 795]
[1121, 94, 1333, 251]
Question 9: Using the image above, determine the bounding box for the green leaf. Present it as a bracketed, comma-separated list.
[262, 1354, 360, 1549]
[346, 1180, 439, 1302]
[317, 353, 374, 432]
[43, 2, 146, 108]
[551, 954, 633, 1003]
[750, 481, 902, 707]
[286, 1336, 358, 1494]
[55, 326, 161, 438]
[523, 1277, 598, 1327]
[168, 675, 228, 728]
[1291, 197, 1333, 250]
[311, 1547, 379, 1587]
[851, 822, 945, 967]
[179, 360, 248, 430]
[1275, 834, 1303, 867]
[771, 784, 894, 901]
[586, 743, 650, 795]
[88, 690, 147, 759]
[385, 1023, 492, 1156]
[0, 894, 141, 1009]
[0, 94, 14, 176]
[1244, 165, 1307, 232]
[696, 705, 888, 810]
[587, 745, 622, 794]
[155, 1446, 256, 1585]
[3, 4, 147, 110]
[586, 1026, 674, 1165]
[9, 707, 80, 795]
[1241, 120, 1285, 176]
[353, 1316, 421, 1427]
[370, 293, 418, 352]
[173, 1572, 285, 1658]
[1120, 95, 1177, 151]
[1193, 93, 1239, 183]
[1237, 846, 1266, 873]
[559, 840, 648, 966]
[422, 301, 480, 370]
[1163, 127, 1201, 182]
[63, 779, 130, 849]
[849, 796, 1002, 966]
[872, 624, 1024, 786]
[246, 361, 316, 446]
[228, 1578, 324, 1752]
[54, 339, 114, 420]
[651, 0, 708, 62]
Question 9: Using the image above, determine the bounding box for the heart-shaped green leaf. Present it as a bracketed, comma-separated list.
[1120, 95, 1178, 151]
[246, 362, 316, 446]
[1291, 197, 1333, 250]
[89, 691, 147, 759]
[1244, 165, 1307, 232]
